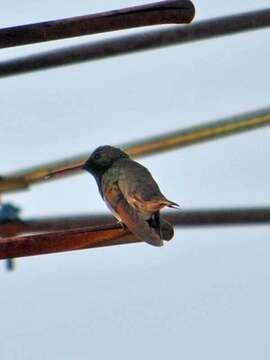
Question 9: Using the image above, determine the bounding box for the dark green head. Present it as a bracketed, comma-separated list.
[83, 145, 129, 178]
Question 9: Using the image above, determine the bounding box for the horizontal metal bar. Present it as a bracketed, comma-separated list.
[0, 0, 194, 49]
[2, 207, 270, 235]
[0, 109, 269, 194]
[1, 207, 270, 259]
[0, 224, 134, 259]
[0, 8, 269, 78]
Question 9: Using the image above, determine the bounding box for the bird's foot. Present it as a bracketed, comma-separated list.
[117, 220, 127, 229]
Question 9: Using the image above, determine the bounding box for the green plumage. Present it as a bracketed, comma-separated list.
[83, 145, 178, 246]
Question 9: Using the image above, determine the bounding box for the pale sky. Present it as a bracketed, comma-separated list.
[1, 1, 270, 359]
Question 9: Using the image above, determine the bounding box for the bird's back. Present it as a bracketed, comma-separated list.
[115, 158, 175, 213]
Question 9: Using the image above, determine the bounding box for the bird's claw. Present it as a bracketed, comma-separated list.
[117, 220, 127, 229]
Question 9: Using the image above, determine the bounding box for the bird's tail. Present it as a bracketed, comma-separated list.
[165, 199, 180, 209]
[148, 213, 174, 241]
[159, 218, 174, 241]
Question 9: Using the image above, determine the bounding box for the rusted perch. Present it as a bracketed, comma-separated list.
[1, 207, 270, 259]
[0, 224, 138, 259]
[0, 0, 195, 49]
[2, 208, 270, 236]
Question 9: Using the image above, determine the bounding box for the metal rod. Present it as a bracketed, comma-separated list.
[2, 208, 270, 235]
[0, 224, 135, 259]
[1, 207, 270, 259]
[0, 109, 270, 194]
[0, 0, 194, 49]
[0, 8, 270, 78]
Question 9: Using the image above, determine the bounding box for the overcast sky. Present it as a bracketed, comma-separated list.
[1, 1, 270, 359]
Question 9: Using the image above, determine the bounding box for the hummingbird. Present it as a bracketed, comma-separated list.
[83, 145, 179, 246]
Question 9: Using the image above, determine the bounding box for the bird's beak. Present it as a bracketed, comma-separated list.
[45, 163, 84, 180]
[82, 158, 94, 173]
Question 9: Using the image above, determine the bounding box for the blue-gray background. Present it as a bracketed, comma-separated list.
[1, 0, 270, 359]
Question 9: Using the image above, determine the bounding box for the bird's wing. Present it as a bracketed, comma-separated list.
[102, 176, 163, 247]
[117, 159, 178, 213]
[113, 196, 163, 247]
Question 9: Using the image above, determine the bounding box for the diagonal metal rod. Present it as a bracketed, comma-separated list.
[0, 109, 270, 194]
[0, 0, 194, 49]
[1, 207, 270, 259]
[0, 8, 270, 78]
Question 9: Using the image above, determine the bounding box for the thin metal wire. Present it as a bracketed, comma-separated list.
[0, 109, 269, 194]
[1, 8, 270, 78]
[0, 0, 194, 49]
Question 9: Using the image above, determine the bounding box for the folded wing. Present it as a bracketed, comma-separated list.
[102, 176, 163, 246]
[117, 159, 178, 213]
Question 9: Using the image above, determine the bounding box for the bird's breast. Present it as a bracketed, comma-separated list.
[104, 199, 122, 221]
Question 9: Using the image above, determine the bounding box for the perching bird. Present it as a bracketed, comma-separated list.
[83, 145, 179, 246]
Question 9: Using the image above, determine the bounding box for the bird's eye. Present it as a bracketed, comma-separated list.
[93, 153, 101, 160]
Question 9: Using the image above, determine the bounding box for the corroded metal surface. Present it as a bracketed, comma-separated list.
[1, 208, 270, 259]
[0, 224, 136, 259]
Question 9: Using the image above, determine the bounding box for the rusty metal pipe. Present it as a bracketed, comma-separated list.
[2, 208, 270, 235]
[0, 224, 136, 259]
[1, 207, 270, 259]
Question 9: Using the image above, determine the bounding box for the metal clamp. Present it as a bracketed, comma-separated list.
[0, 203, 21, 271]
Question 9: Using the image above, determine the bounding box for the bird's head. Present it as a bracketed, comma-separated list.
[83, 145, 129, 177]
